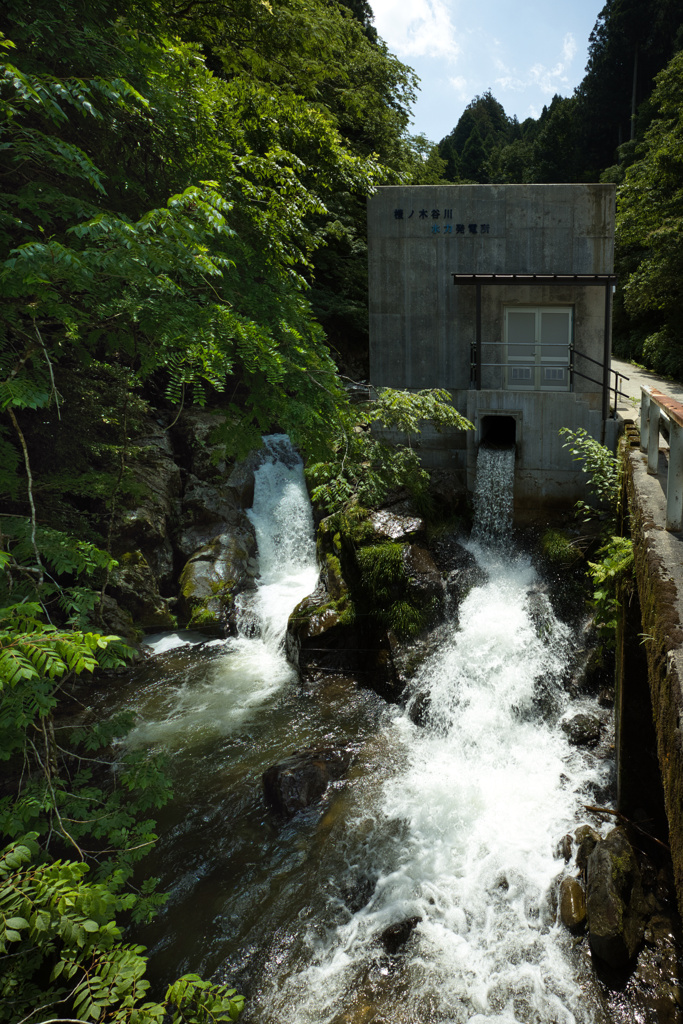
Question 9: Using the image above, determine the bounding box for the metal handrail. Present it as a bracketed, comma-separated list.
[470, 347, 629, 418]
[640, 385, 683, 530]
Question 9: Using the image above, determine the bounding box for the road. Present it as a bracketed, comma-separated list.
[611, 356, 683, 421]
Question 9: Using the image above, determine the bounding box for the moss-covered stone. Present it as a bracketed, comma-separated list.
[288, 506, 445, 699]
[177, 519, 256, 634]
[623, 444, 683, 919]
[540, 528, 581, 567]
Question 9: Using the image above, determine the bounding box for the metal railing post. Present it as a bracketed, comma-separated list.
[640, 387, 650, 453]
[648, 402, 661, 475]
[666, 421, 683, 531]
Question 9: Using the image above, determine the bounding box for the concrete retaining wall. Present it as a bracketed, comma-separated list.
[621, 437, 683, 917]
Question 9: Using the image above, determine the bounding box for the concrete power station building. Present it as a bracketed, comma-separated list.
[367, 183, 620, 511]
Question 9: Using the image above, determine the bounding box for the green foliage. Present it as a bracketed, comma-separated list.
[438, 91, 513, 183]
[615, 49, 683, 373]
[307, 387, 473, 513]
[587, 534, 634, 641]
[0, 597, 243, 1022]
[0, 834, 244, 1024]
[0, 517, 117, 626]
[559, 427, 621, 522]
[354, 541, 435, 639]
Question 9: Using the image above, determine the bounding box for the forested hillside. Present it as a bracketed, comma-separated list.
[435, 0, 683, 375]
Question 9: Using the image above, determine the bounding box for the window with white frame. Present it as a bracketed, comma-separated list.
[505, 306, 572, 391]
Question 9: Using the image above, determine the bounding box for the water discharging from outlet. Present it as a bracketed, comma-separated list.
[123, 442, 610, 1024]
[472, 444, 516, 545]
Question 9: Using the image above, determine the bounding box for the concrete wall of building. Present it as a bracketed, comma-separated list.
[367, 183, 617, 509]
[368, 183, 615, 391]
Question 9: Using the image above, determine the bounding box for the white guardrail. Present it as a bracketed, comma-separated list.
[640, 385, 683, 531]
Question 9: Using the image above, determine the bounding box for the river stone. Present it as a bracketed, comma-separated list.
[407, 690, 432, 727]
[561, 712, 602, 747]
[177, 517, 257, 633]
[559, 876, 587, 933]
[556, 833, 573, 862]
[575, 824, 601, 873]
[380, 916, 422, 954]
[368, 509, 424, 543]
[262, 747, 352, 819]
[586, 826, 646, 968]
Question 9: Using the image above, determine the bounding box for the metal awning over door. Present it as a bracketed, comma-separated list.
[452, 273, 618, 420]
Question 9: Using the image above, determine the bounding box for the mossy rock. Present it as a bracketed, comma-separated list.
[177, 524, 256, 633]
[286, 588, 360, 679]
[586, 826, 646, 968]
[540, 528, 581, 567]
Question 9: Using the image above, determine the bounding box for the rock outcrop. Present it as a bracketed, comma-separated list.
[105, 408, 267, 637]
[286, 508, 448, 699]
[585, 826, 646, 968]
[262, 747, 352, 819]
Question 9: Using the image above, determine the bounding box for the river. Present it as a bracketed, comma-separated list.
[105, 438, 615, 1023]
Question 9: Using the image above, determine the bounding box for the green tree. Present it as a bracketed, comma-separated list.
[615, 49, 683, 374]
[575, 0, 683, 177]
[438, 91, 512, 183]
[531, 96, 582, 183]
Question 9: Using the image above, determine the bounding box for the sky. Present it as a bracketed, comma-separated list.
[368, 0, 605, 144]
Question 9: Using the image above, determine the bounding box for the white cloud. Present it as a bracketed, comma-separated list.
[448, 75, 469, 100]
[370, 0, 461, 61]
[494, 32, 577, 96]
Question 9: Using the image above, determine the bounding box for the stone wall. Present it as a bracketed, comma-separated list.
[621, 433, 683, 918]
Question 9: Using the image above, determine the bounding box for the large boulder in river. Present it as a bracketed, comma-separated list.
[177, 514, 257, 633]
[286, 556, 361, 678]
[263, 747, 352, 819]
[586, 827, 646, 968]
[561, 712, 602, 747]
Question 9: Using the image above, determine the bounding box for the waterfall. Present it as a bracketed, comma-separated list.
[236, 434, 319, 645]
[472, 444, 516, 544]
[125, 435, 319, 748]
